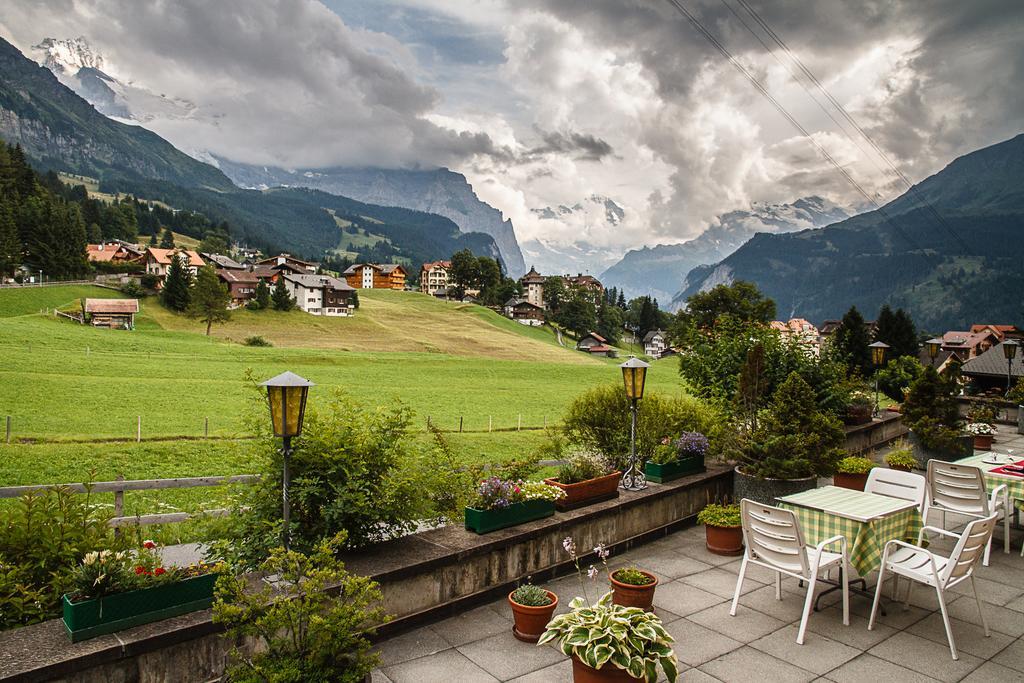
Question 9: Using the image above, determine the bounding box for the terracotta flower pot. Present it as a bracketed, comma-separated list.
[544, 471, 621, 511]
[973, 434, 994, 450]
[705, 524, 743, 556]
[610, 570, 658, 612]
[508, 590, 558, 643]
[571, 655, 641, 682]
[833, 471, 869, 491]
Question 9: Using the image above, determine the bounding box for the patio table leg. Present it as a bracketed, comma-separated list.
[812, 565, 884, 615]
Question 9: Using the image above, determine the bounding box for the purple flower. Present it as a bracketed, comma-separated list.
[593, 543, 610, 560]
[587, 565, 598, 580]
[674, 432, 709, 458]
[563, 536, 576, 557]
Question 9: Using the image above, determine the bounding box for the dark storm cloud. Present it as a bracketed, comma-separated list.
[530, 130, 615, 161]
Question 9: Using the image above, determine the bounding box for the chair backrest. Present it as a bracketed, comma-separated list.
[942, 513, 999, 585]
[739, 499, 810, 578]
[927, 461, 989, 515]
[865, 468, 927, 514]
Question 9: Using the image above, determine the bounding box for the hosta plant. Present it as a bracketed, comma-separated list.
[538, 591, 678, 682]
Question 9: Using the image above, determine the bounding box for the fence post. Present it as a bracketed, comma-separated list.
[517, 414, 522, 431]
[113, 475, 124, 537]
[5, 415, 10, 444]
[86, 346, 90, 356]
[204, 417, 209, 437]
[137, 415, 141, 443]
[488, 416, 492, 433]
[544, 415, 547, 429]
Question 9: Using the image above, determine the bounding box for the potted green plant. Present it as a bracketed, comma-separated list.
[965, 422, 996, 450]
[644, 432, 708, 483]
[833, 456, 876, 491]
[884, 442, 917, 472]
[62, 541, 221, 642]
[844, 390, 873, 425]
[545, 449, 621, 511]
[734, 372, 845, 505]
[903, 366, 972, 466]
[464, 477, 564, 534]
[541, 537, 678, 682]
[508, 582, 558, 643]
[696, 503, 742, 555]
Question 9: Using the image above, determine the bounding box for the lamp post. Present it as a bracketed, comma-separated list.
[926, 338, 943, 368]
[619, 356, 650, 491]
[1003, 340, 1018, 394]
[260, 371, 314, 550]
[869, 341, 889, 417]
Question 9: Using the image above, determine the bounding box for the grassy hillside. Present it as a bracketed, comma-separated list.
[0, 284, 124, 317]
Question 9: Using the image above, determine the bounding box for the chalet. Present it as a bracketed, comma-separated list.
[939, 329, 1000, 360]
[81, 298, 139, 330]
[202, 252, 245, 270]
[86, 242, 143, 266]
[257, 254, 319, 275]
[643, 330, 668, 358]
[520, 266, 546, 308]
[420, 261, 451, 296]
[969, 324, 1021, 341]
[503, 297, 544, 326]
[282, 273, 356, 316]
[770, 318, 820, 355]
[217, 269, 261, 308]
[343, 263, 407, 290]
[577, 332, 612, 355]
[144, 248, 204, 281]
[961, 342, 1024, 393]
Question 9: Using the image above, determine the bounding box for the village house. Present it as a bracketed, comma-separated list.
[564, 273, 604, 304]
[420, 261, 451, 296]
[519, 266, 546, 308]
[643, 329, 669, 358]
[201, 252, 245, 270]
[144, 248, 205, 282]
[503, 297, 544, 326]
[770, 318, 821, 355]
[960, 341, 1024, 393]
[938, 328, 1001, 361]
[86, 241, 144, 266]
[257, 254, 319, 275]
[81, 298, 139, 330]
[343, 263, 407, 290]
[576, 331, 614, 356]
[282, 273, 356, 316]
[216, 269, 264, 308]
[818, 318, 877, 346]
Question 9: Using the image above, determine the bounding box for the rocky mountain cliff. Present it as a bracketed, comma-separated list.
[601, 196, 849, 301]
[216, 161, 525, 277]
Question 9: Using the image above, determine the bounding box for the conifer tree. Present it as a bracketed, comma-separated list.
[161, 253, 192, 311]
[0, 201, 20, 277]
[188, 265, 231, 335]
[159, 227, 176, 249]
[832, 306, 872, 376]
[253, 278, 271, 310]
[271, 276, 294, 311]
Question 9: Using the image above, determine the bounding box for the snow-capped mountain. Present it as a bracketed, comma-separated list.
[600, 196, 851, 302]
[32, 37, 195, 123]
[523, 195, 627, 275]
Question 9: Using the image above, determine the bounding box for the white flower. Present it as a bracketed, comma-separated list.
[587, 565, 598, 580]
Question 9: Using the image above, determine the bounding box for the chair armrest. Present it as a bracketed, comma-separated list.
[814, 534, 847, 552]
[919, 525, 960, 541]
[990, 484, 1008, 509]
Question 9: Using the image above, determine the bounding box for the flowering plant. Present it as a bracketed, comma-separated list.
[70, 540, 220, 601]
[470, 477, 563, 511]
[849, 390, 873, 407]
[965, 422, 996, 436]
[651, 432, 709, 464]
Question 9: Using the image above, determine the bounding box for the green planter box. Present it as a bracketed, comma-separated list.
[644, 454, 705, 483]
[62, 572, 218, 642]
[464, 499, 556, 534]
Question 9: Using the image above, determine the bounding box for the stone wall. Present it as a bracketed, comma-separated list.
[843, 412, 907, 454]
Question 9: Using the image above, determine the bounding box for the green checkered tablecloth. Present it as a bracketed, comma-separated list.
[955, 452, 1024, 511]
[778, 486, 924, 577]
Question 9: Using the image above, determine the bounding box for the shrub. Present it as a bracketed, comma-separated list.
[612, 568, 655, 586]
[966, 401, 998, 425]
[696, 503, 740, 527]
[877, 356, 924, 403]
[511, 583, 552, 607]
[835, 456, 876, 475]
[119, 280, 145, 298]
[139, 273, 160, 290]
[556, 448, 614, 484]
[884, 442, 917, 469]
[214, 533, 385, 683]
[741, 372, 845, 479]
[562, 385, 728, 469]
[243, 335, 272, 347]
[903, 366, 963, 451]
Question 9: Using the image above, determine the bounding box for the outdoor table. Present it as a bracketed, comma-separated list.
[777, 485, 924, 578]
[955, 452, 1024, 518]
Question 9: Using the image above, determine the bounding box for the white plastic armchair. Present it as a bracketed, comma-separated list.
[868, 513, 998, 660]
[730, 499, 850, 645]
[926, 460, 1009, 564]
[865, 468, 927, 515]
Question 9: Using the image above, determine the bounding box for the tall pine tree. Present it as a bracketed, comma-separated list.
[161, 253, 192, 311]
[832, 306, 872, 376]
[188, 265, 231, 335]
[253, 278, 271, 310]
[271, 276, 294, 311]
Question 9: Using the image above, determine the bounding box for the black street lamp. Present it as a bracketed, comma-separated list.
[1003, 340, 1018, 394]
[926, 338, 943, 368]
[619, 356, 650, 491]
[869, 341, 889, 417]
[260, 371, 314, 549]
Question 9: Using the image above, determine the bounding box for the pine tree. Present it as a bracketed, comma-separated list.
[159, 227, 176, 249]
[271, 276, 294, 311]
[596, 300, 622, 345]
[890, 309, 919, 359]
[254, 278, 271, 310]
[832, 306, 872, 376]
[638, 296, 660, 338]
[0, 200, 20, 277]
[148, 231, 159, 247]
[617, 290, 627, 309]
[161, 253, 192, 311]
[188, 265, 231, 335]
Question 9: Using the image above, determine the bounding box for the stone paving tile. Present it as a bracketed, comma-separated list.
[960, 660, 1024, 683]
[822, 653, 940, 683]
[905, 613, 1016, 660]
[376, 626, 451, 667]
[622, 551, 715, 579]
[949, 576, 1024, 607]
[382, 649, 499, 683]
[686, 601, 787, 644]
[429, 604, 515, 648]
[652, 580, 726, 617]
[672, 538, 741, 567]
[680, 567, 764, 599]
[505, 657, 573, 682]
[804, 610, 898, 651]
[833, 593, 934, 630]
[1005, 594, 1024, 613]
[734, 584, 806, 623]
[677, 667, 723, 682]
[457, 631, 565, 680]
[370, 670, 393, 683]
[991, 636, 1024, 673]
[698, 645, 815, 683]
[748, 624, 861, 675]
[868, 631, 984, 682]
[661, 617, 743, 667]
[946, 597, 1024, 637]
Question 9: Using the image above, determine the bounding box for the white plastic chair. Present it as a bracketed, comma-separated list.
[730, 499, 849, 645]
[865, 468, 927, 515]
[868, 513, 999, 660]
[925, 460, 1009, 565]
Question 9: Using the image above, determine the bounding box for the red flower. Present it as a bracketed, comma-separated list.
[134, 566, 145, 575]
[154, 567, 166, 576]
[142, 540, 157, 550]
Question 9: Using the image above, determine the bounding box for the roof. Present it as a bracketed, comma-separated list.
[343, 263, 381, 275]
[83, 298, 139, 314]
[505, 297, 542, 310]
[960, 342, 1024, 378]
[520, 266, 545, 284]
[970, 324, 1016, 337]
[257, 253, 318, 268]
[202, 253, 244, 269]
[941, 330, 997, 349]
[580, 332, 608, 344]
[282, 273, 355, 291]
[217, 269, 260, 284]
[643, 330, 665, 343]
[566, 273, 603, 288]
[379, 264, 406, 275]
[145, 248, 204, 267]
[422, 260, 452, 271]
[249, 265, 279, 279]
[86, 244, 122, 262]
[586, 345, 613, 353]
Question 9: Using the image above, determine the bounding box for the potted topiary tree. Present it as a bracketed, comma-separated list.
[508, 582, 559, 643]
[697, 503, 742, 555]
[544, 448, 621, 511]
[733, 372, 846, 505]
[902, 367, 972, 466]
[833, 456, 876, 490]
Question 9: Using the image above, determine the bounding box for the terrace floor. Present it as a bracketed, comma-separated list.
[371, 433, 1024, 683]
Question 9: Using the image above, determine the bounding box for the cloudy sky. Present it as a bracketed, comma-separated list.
[2, 0, 1022, 263]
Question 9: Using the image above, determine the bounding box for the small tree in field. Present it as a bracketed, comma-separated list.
[161, 253, 192, 312]
[188, 265, 231, 335]
[158, 227, 175, 249]
[271, 277, 294, 311]
[253, 278, 271, 310]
